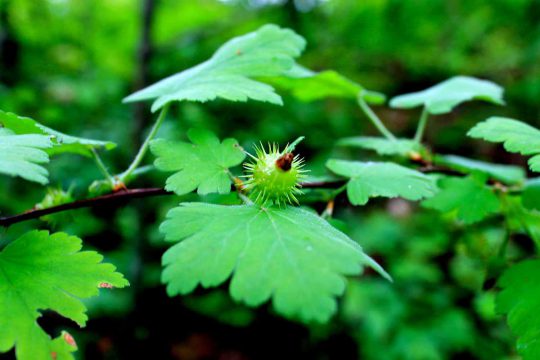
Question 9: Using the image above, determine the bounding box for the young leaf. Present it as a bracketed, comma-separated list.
[435, 154, 525, 185]
[124, 24, 306, 112]
[389, 76, 504, 114]
[336, 136, 420, 157]
[0, 230, 129, 360]
[468, 117, 540, 172]
[268, 64, 385, 104]
[522, 178, 540, 211]
[0, 128, 51, 184]
[326, 160, 436, 205]
[0, 110, 116, 157]
[497, 259, 540, 360]
[150, 129, 245, 196]
[505, 195, 540, 248]
[422, 175, 500, 224]
[160, 202, 389, 323]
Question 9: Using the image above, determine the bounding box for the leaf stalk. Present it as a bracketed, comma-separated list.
[91, 149, 115, 187]
[357, 93, 396, 141]
[120, 104, 170, 183]
[414, 107, 429, 144]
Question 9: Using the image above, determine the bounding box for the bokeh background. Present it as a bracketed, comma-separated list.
[1, 0, 539, 359]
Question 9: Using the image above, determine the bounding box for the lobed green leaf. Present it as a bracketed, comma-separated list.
[326, 160, 436, 205]
[0, 230, 129, 360]
[160, 202, 389, 323]
[422, 175, 500, 224]
[497, 259, 540, 360]
[150, 129, 245, 196]
[0, 128, 51, 184]
[468, 117, 540, 172]
[0, 110, 116, 157]
[124, 24, 306, 112]
[390, 76, 504, 115]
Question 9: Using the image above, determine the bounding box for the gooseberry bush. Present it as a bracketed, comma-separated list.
[1, 24, 540, 359]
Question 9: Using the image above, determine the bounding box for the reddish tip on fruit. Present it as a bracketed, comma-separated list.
[276, 153, 294, 171]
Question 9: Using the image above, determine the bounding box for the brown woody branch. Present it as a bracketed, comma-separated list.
[0, 188, 168, 227]
[0, 181, 344, 227]
[0, 161, 470, 228]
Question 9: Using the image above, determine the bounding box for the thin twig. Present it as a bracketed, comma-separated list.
[0, 188, 169, 227]
[0, 181, 345, 227]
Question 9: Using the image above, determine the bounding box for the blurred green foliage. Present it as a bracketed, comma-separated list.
[1, 0, 538, 358]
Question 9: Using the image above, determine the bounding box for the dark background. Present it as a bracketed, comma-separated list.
[1, 0, 538, 359]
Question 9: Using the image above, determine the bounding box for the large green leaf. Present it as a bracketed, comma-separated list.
[422, 175, 500, 224]
[468, 117, 540, 172]
[0, 128, 51, 184]
[150, 129, 245, 196]
[497, 259, 540, 360]
[336, 136, 421, 157]
[268, 64, 385, 104]
[435, 154, 525, 185]
[326, 160, 436, 205]
[124, 24, 305, 112]
[0, 230, 129, 360]
[160, 202, 389, 323]
[390, 76, 504, 114]
[0, 110, 116, 157]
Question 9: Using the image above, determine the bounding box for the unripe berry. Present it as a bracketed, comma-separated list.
[244, 142, 307, 206]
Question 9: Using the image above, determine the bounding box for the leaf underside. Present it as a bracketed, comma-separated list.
[0, 128, 51, 184]
[150, 129, 245, 196]
[435, 154, 525, 185]
[124, 24, 306, 111]
[468, 117, 540, 172]
[268, 64, 385, 104]
[326, 160, 437, 205]
[390, 76, 504, 114]
[336, 136, 420, 157]
[160, 202, 389, 323]
[497, 259, 540, 360]
[0, 231, 129, 360]
[0, 110, 115, 157]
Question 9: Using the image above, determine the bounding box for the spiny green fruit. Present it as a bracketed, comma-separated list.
[244, 141, 307, 206]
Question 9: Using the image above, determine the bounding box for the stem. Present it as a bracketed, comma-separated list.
[357, 93, 396, 141]
[414, 107, 429, 143]
[0, 188, 169, 227]
[120, 104, 169, 182]
[321, 199, 334, 219]
[331, 183, 348, 198]
[91, 149, 115, 186]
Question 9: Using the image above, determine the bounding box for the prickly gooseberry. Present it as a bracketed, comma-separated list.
[244, 141, 307, 206]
